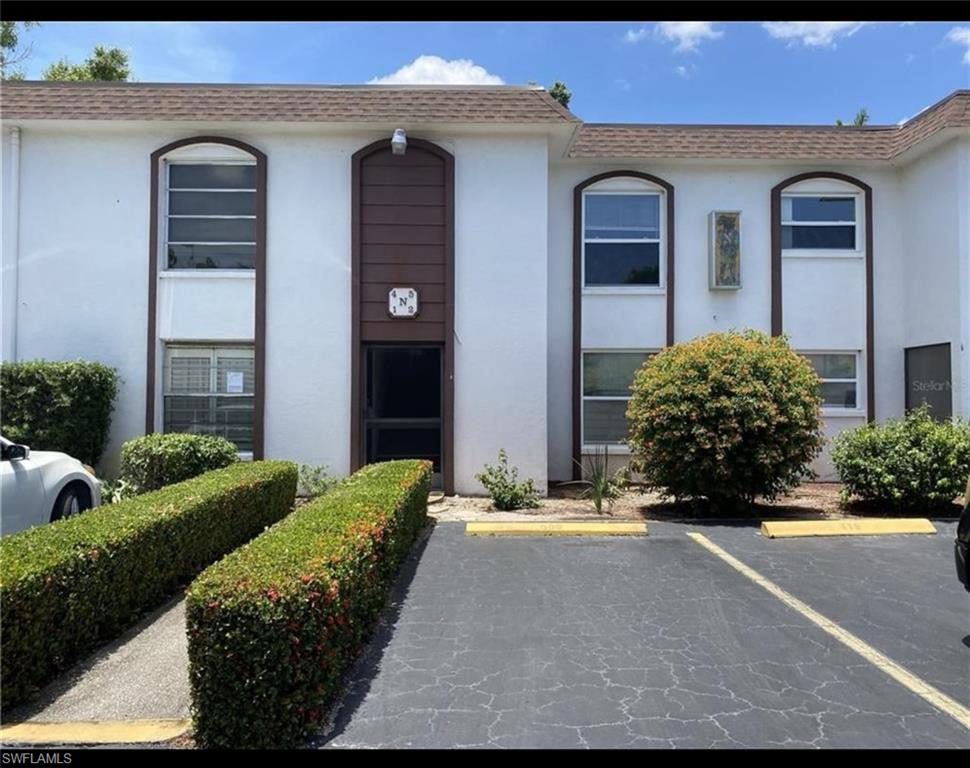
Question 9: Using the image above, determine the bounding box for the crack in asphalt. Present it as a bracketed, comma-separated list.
[313, 523, 970, 749]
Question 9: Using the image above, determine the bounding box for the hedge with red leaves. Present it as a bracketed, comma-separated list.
[186, 459, 432, 749]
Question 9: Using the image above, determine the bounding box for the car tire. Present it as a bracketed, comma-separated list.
[50, 483, 92, 522]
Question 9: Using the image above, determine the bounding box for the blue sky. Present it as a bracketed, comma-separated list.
[16, 21, 970, 125]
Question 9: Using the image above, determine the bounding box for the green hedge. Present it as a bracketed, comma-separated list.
[0, 359, 118, 466]
[121, 433, 239, 493]
[0, 460, 297, 709]
[187, 459, 432, 749]
[832, 405, 970, 512]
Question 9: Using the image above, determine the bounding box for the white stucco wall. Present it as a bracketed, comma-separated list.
[547, 161, 914, 483]
[3, 127, 164, 475]
[452, 135, 549, 494]
[899, 137, 970, 418]
[261, 134, 359, 475]
[2, 124, 551, 493]
[3, 119, 964, 494]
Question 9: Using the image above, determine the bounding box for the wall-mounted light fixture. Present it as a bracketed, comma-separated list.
[391, 128, 408, 156]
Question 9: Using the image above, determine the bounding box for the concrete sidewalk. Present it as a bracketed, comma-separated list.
[5, 595, 190, 724]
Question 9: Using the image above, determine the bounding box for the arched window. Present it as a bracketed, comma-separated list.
[146, 137, 267, 457]
[770, 171, 874, 421]
[156, 140, 264, 271]
[580, 176, 668, 290]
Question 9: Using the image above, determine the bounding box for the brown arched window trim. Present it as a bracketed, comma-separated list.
[572, 170, 675, 478]
[145, 136, 268, 458]
[770, 171, 874, 422]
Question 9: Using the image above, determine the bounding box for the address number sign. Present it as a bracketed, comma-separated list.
[388, 287, 419, 318]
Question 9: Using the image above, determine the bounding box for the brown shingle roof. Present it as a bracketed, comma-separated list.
[569, 90, 970, 161]
[0, 82, 580, 124]
[2, 82, 965, 162]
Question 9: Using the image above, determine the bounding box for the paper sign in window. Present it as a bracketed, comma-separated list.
[226, 371, 244, 393]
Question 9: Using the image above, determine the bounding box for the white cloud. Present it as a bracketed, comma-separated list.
[614, 77, 632, 92]
[624, 22, 722, 52]
[369, 55, 503, 85]
[656, 22, 722, 53]
[944, 26, 970, 64]
[762, 22, 868, 48]
[624, 28, 650, 44]
[676, 65, 689, 79]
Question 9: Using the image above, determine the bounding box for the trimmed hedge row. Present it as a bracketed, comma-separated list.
[186, 459, 433, 749]
[0, 460, 297, 709]
[0, 359, 118, 466]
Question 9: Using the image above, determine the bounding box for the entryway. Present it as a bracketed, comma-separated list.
[362, 344, 443, 489]
[350, 135, 455, 493]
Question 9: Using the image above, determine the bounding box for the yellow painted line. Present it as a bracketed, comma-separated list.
[465, 521, 647, 536]
[687, 532, 970, 731]
[0, 718, 189, 745]
[761, 518, 936, 538]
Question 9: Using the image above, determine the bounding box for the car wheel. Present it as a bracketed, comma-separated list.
[51, 483, 92, 522]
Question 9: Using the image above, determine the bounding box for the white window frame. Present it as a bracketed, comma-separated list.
[581, 349, 656, 452]
[582, 185, 666, 294]
[162, 342, 256, 459]
[162, 159, 258, 274]
[781, 191, 862, 259]
[801, 350, 864, 417]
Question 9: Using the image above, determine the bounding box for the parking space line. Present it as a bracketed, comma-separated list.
[0, 718, 189, 745]
[686, 532, 970, 731]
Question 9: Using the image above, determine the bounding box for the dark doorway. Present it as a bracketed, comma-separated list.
[905, 343, 952, 420]
[363, 345, 442, 487]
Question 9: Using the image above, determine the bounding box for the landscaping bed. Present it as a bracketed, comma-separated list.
[430, 482, 966, 522]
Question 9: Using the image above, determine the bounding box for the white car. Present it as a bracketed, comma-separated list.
[1, 436, 102, 536]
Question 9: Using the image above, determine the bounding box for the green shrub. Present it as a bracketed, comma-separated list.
[626, 330, 825, 510]
[186, 459, 432, 749]
[297, 463, 339, 498]
[0, 460, 297, 709]
[0, 359, 118, 466]
[475, 449, 541, 510]
[120, 433, 238, 493]
[832, 405, 970, 512]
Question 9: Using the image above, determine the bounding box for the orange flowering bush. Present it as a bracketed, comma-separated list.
[626, 330, 824, 510]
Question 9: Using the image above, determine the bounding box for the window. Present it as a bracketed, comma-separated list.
[803, 352, 858, 409]
[781, 195, 857, 251]
[163, 344, 255, 452]
[583, 192, 661, 287]
[165, 163, 257, 269]
[582, 351, 653, 445]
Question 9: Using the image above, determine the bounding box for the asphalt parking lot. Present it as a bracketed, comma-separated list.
[317, 520, 970, 749]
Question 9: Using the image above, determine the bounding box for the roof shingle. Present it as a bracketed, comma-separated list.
[1, 82, 965, 162]
[0, 82, 580, 124]
[569, 90, 970, 161]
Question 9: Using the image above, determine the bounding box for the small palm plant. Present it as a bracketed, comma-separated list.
[565, 444, 630, 515]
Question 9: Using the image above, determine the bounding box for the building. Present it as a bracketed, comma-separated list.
[2, 82, 968, 493]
